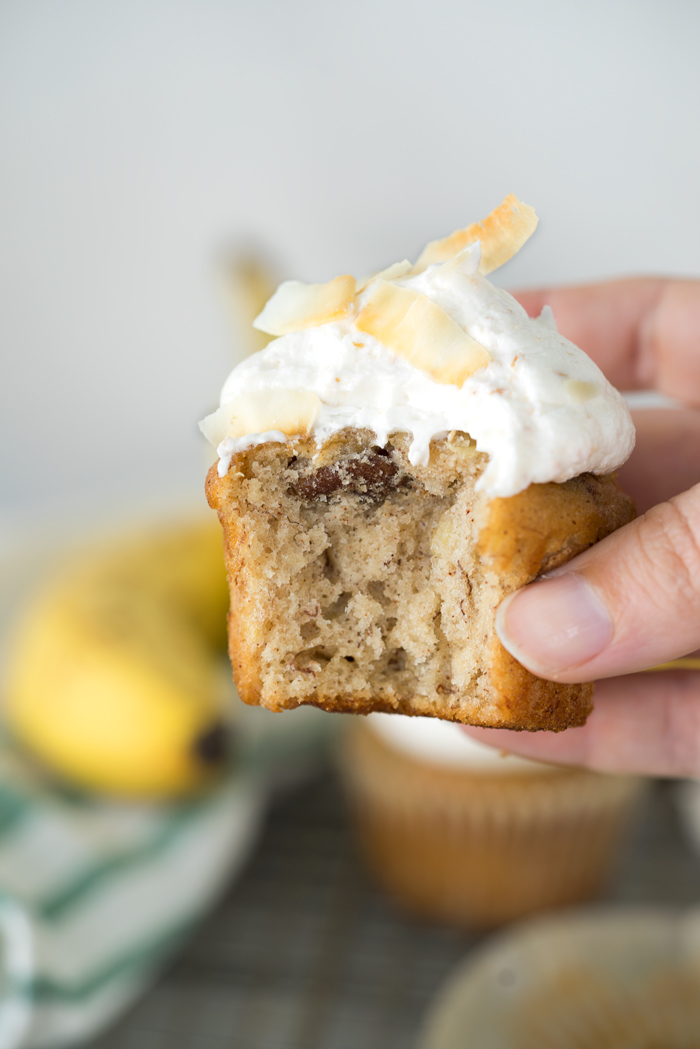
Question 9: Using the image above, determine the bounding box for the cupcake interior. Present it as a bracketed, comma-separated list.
[233, 430, 493, 714]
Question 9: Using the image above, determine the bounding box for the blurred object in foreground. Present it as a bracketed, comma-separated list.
[218, 251, 278, 359]
[0, 732, 262, 1049]
[3, 518, 232, 799]
[339, 715, 645, 929]
[419, 906, 700, 1049]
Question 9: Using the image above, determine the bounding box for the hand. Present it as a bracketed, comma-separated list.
[466, 278, 700, 778]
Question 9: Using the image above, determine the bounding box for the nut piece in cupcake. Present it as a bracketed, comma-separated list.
[202, 195, 636, 731]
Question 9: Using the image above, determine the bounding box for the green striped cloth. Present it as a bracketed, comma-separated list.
[0, 703, 339, 1049]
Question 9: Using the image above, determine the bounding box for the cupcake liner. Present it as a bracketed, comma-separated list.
[339, 723, 645, 928]
[419, 906, 700, 1049]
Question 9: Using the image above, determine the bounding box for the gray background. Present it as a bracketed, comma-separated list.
[2, 0, 699, 536]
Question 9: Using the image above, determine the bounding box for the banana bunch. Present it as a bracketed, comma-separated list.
[4, 518, 235, 798]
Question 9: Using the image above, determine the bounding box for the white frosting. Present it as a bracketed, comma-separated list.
[214, 245, 635, 498]
[368, 713, 555, 774]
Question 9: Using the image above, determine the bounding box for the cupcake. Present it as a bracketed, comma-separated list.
[201, 194, 635, 730]
[339, 714, 645, 929]
[419, 906, 700, 1048]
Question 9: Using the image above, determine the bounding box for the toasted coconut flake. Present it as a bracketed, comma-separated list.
[252, 275, 356, 336]
[355, 280, 490, 386]
[199, 389, 320, 447]
[356, 259, 412, 293]
[413, 194, 538, 275]
[436, 240, 483, 277]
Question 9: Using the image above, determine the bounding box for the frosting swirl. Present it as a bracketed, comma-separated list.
[208, 243, 635, 497]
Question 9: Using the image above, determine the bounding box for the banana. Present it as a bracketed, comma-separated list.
[4, 518, 234, 798]
[219, 253, 279, 357]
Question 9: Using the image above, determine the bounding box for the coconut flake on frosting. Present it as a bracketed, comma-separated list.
[253, 274, 356, 336]
[355, 277, 490, 386]
[411, 192, 538, 275]
[200, 196, 635, 498]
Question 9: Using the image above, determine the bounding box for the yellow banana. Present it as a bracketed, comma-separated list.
[4, 518, 233, 798]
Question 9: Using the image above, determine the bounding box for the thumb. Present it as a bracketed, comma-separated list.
[496, 482, 700, 682]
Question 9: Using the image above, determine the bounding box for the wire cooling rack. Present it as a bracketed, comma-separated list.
[93, 771, 700, 1049]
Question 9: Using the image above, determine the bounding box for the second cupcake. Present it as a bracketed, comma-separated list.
[340, 714, 646, 929]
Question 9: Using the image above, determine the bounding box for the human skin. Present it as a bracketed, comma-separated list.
[466, 278, 700, 778]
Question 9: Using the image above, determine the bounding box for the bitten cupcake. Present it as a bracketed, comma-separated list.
[201, 195, 636, 732]
[339, 713, 645, 929]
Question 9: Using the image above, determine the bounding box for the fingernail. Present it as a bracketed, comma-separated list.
[496, 574, 613, 677]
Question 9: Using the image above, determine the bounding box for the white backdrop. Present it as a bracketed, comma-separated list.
[1, 0, 699, 533]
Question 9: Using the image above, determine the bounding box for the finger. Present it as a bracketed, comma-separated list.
[511, 278, 700, 404]
[619, 408, 700, 513]
[464, 671, 700, 778]
[495, 482, 700, 681]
